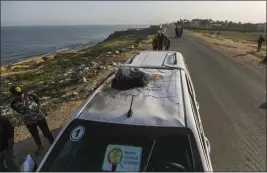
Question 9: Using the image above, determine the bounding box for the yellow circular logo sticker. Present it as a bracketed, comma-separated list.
[15, 87, 22, 92]
[108, 148, 123, 165]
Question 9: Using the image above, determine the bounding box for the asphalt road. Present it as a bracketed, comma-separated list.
[165, 27, 266, 171]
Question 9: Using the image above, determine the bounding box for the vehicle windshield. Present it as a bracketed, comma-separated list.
[39, 119, 204, 172]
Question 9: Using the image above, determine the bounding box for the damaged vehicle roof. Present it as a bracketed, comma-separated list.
[79, 68, 185, 127]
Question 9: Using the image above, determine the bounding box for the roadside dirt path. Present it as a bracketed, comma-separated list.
[185, 30, 266, 76]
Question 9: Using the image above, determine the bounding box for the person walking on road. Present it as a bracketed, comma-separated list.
[180, 27, 183, 38]
[175, 26, 178, 38]
[157, 33, 165, 51]
[156, 33, 161, 50]
[0, 114, 19, 172]
[9, 86, 54, 155]
[152, 36, 158, 51]
[257, 35, 265, 52]
[164, 35, 171, 51]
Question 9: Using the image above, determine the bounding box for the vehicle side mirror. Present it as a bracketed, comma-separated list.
[21, 154, 37, 172]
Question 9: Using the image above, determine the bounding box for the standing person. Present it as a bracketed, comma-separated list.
[9, 86, 54, 155]
[156, 33, 161, 50]
[152, 36, 158, 51]
[175, 26, 178, 37]
[160, 33, 165, 50]
[257, 35, 265, 52]
[158, 33, 165, 51]
[164, 35, 171, 51]
[0, 115, 19, 172]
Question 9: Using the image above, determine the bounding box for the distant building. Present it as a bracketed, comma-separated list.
[211, 23, 222, 27]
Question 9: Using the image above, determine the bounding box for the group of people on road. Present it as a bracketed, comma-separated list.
[152, 32, 171, 51]
[0, 86, 54, 171]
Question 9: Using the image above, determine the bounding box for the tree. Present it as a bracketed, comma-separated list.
[204, 19, 210, 26]
[200, 20, 206, 27]
[209, 19, 213, 23]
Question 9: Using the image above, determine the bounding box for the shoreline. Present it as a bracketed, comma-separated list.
[1, 25, 151, 67]
[1, 25, 159, 127]
[1, 25, 161, 73]
[1, 41, 98, 67]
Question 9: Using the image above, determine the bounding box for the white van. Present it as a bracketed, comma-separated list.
[21, 51, 213, 172]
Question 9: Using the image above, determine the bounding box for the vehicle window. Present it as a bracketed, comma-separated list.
[146, 136, 194, 172]
[39, 119, 204, 172]
[40, 124, 152, 172]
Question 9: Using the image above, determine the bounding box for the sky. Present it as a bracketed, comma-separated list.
[1, 1, 266, 26]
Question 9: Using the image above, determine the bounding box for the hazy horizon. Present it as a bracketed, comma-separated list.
[1, 24, 150, 27]
[1, 1, 266, 27]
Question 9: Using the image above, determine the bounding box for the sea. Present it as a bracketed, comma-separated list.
[1, 25, 148, 65]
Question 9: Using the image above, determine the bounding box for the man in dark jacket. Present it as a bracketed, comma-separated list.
[152, 36, 158, 51]
[10, 86, 54, 155]
[164, 35, 171, 51]
[257, 35, 265, 52]
[0, 115, 19, 171]
[175, 26, 178, 37]
[157, 33, 165, 51]
[156, 33, 161, 50]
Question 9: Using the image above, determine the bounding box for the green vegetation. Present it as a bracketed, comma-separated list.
[0, 26, 159, 126]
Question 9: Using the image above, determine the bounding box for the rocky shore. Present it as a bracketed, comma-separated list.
[0, 25, 161, 127]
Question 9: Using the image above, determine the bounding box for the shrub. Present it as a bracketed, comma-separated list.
[42, 56, 50, 62]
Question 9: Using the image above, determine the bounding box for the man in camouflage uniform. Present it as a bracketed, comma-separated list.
[10, 86, 54, 155]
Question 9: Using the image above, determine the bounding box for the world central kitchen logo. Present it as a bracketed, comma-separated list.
[108, 148, 123, 171]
